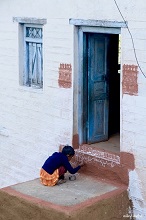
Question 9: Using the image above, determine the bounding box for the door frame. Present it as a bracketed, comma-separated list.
[69, 19, 127, 145]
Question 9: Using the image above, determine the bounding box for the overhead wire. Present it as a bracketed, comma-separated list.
[113, 0, 146, 78]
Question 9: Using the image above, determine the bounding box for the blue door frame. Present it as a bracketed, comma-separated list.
[77, 25, 122, 145]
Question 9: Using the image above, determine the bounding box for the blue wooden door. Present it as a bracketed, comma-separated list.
[87, 34, 109, 143]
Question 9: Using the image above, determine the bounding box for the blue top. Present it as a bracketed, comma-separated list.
[42, 152, 81, 174]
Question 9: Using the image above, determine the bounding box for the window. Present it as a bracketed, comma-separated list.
[13, 17, 47, 89]
[23, 24, 43, 88]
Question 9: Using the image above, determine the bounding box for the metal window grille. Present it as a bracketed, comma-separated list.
[26, 27, 43, 39]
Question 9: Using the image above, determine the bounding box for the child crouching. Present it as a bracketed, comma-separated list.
[40, 145, 84, 186]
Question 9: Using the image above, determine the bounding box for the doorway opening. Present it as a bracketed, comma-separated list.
[82, 32, 120, 152]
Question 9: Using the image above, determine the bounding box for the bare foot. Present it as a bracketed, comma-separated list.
[57, 179, 66, 185]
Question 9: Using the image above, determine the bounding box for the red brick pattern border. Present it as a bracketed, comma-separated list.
[122, 64, 138, 95]
[58, 63, 72, 88]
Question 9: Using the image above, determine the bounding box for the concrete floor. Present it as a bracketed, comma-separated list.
[89, 133, 120, 153]
[1, 172, 130, 220]
[10, 173, 118, 206]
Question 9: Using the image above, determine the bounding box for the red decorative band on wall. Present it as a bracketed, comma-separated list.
[122, 64, 138, 96]
[58, 63, 72, 88]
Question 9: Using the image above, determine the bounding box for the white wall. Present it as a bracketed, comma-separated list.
[119, 2, 146, 218]
[0, 0, 74, 187]
[0, 0, 146, 218]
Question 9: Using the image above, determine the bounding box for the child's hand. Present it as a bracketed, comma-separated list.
[79, 161, 85, 167]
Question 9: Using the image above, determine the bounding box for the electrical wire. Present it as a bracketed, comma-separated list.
[113, 0, 146, 78]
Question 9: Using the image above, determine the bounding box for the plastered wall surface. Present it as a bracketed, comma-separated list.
[120, 2, 146, 216]
[0, 0, 74, 188]
[0, 0, 146, 218]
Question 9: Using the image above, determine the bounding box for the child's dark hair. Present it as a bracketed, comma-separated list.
[62, 145, 75, 156]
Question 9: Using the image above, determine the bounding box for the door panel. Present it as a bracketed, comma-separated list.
[87, 34, 109, 143]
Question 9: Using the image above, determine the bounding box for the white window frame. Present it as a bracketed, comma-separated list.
[13, 17, 47, 89]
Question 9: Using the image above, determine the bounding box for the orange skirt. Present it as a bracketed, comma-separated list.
[40, 168, 59, 186]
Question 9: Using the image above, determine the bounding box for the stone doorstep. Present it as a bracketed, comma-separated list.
[74, 149, 122, 184]
[59, 144, 134, 187]
[72, 146, 134, 186]
[0, 174, 132, 220]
